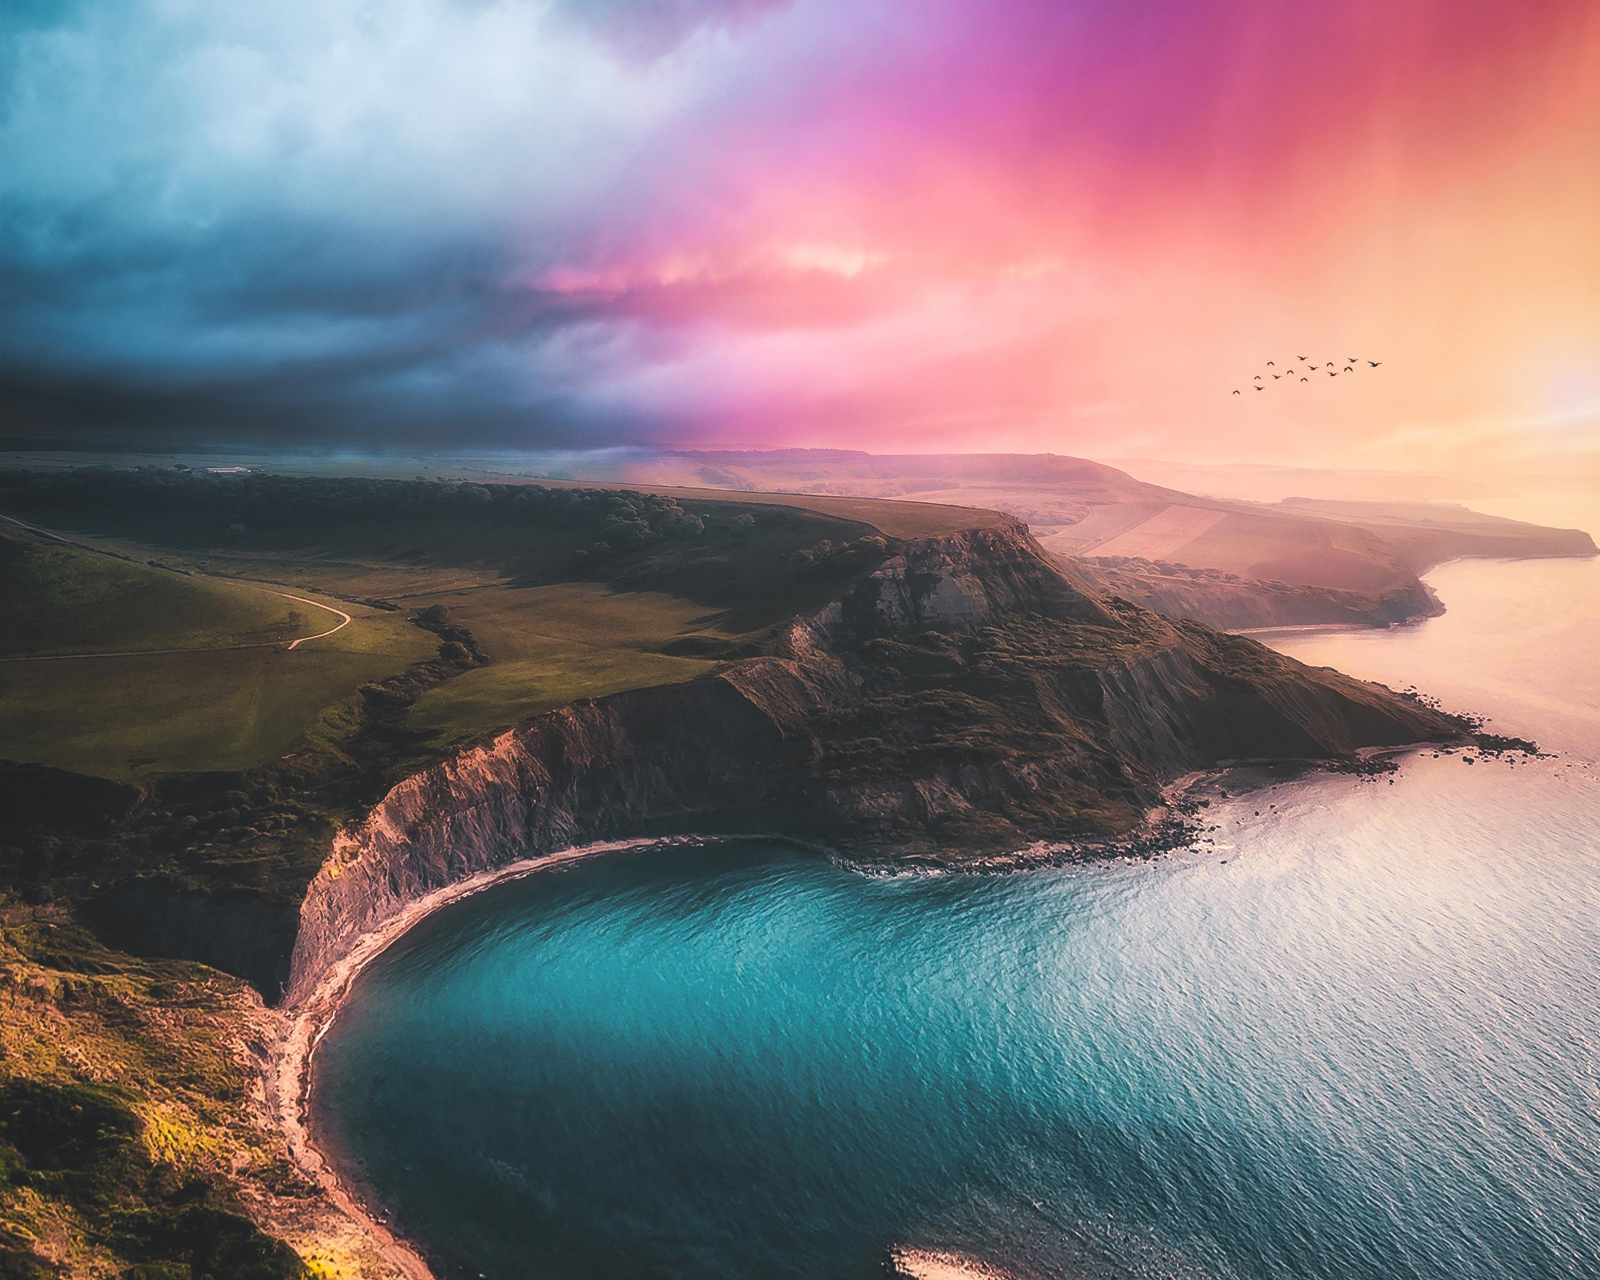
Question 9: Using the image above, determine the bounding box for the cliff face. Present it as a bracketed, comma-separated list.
[287, 522, 1462, 1003]
[1068, 501, 1597, 632]
[1072, 557, 1439, 630]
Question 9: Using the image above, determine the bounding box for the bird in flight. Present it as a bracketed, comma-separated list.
[1234, 355, 1381, 394]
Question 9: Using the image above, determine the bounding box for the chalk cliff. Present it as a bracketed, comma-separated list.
[287, 522, 1462, 1001]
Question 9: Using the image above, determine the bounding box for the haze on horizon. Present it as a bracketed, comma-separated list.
[3, 0, 1597, 478]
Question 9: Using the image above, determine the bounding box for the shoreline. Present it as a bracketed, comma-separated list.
[263, 750, 1454, 1279]
[268, 835, 711, 1280]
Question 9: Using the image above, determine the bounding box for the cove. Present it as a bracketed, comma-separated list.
[311, 552, 1600, 1280]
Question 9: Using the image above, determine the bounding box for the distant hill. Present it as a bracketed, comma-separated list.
[483, 449, 1596, 630]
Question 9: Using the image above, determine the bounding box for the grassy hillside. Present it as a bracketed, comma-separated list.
[0, 630, 435, 781]
[401, 583, 723, 749]
[0, 468, 913, 784]
[0, 527, 434, 780]
[0, 526, 298, 658]
[0, 913, 398, 1280]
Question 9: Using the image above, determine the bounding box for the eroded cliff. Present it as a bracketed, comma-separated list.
[1072, 555, 1440, 629]
[288, 522, 1463, 1002]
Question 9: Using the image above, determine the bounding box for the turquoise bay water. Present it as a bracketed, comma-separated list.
[314, 549, 1600, 1280]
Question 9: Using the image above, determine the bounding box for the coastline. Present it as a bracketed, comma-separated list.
[268, 835, 706, 1280]
[263, 744, 1468, 1279]
[2, 459, 1585, 1279]
[267, 805, 1244, 1277]
[262, 750, 1460, 1280]
[262, 583, 1487, 1280]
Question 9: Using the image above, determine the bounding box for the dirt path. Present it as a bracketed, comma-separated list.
[278, 592, 353, 649]
[0, 513, 355, 660]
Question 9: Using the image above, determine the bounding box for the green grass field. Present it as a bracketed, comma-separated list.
[0, 512, 758, 779]
[0, 522, 736, 778]
[0, 471, 967, 782]
[404, 583, 725, 747]
[0, 527, 305, 657]
[0, 528, 433, 778]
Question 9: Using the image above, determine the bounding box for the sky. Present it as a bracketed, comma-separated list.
[2, 0, 1597, 474]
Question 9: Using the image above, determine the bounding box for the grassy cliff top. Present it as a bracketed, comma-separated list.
[0, 468, 934, 781]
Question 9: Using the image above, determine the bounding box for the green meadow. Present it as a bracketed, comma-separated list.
[0, 527, 433, 779]
[0, 471, 926, 783]
[0, 527, 301, 657]
[403, 582, 725, 748]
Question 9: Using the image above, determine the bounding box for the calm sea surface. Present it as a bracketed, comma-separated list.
[313, 533, 1600, 1280]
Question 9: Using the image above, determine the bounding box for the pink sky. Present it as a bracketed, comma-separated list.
[5, 0, 1596, 471]
[531, 0, 1600, 474]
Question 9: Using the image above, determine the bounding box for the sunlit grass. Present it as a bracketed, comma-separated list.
[405, 582, 726, 746]
[0, 529, 433, 778]
[0, 528, 303, 656]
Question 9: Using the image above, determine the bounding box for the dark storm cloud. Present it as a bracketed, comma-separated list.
[0, 0, 793, 445]
[1, 207, 556, 440]
[12, 0, 1588, 464]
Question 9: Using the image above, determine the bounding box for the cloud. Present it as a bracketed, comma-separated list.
[1, 0, 1595, 467]
[550, 0, 793, 60]
[0, 0, 755, 438]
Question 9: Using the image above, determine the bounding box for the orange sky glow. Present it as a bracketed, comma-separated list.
[4, 0, 1596, 472]
[538, 1, 1600, 475]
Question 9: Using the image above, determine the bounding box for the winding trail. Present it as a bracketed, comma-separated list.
[278, 592, 353, 649]
[0, 513, 355, 661]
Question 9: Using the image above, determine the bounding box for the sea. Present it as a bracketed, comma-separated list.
[312, 494, 1600, 1280]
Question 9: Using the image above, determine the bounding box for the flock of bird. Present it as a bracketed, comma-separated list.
[1233, 356, 1381, 394]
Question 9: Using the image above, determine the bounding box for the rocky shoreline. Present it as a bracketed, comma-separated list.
[258, 520, 1471, 1277]
[269, 837, 699, 1280]
[270, 738, 1507, 1280]
[284, 523, 1466, 1004]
